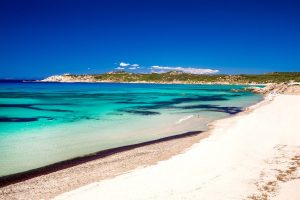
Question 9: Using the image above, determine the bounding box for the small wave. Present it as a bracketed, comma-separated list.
[176, 115, 194, 124]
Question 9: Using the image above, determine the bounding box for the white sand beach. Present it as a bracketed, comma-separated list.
[55, 94, 300, 200]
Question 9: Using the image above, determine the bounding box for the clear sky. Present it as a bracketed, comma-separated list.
[1, 0, 300, 79]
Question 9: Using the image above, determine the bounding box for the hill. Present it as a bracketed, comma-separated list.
[42, 72, 300, 84]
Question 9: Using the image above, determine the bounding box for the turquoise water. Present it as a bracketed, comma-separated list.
[0, 82, 262, 177]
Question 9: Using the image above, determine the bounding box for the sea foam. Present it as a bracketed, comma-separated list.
[176, 115, 194, 124]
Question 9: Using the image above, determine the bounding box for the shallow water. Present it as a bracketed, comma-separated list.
[0, 82, 262, 176]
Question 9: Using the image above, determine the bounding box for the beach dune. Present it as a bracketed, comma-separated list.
[55, 95, 300, 200]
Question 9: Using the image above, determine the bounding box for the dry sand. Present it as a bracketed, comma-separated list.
[54, 95, 300, 200]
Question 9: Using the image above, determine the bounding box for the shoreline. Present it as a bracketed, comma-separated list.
[0, 128, 210, 199]
[0, 130, 203, 187]
[0, 93, 269, 200]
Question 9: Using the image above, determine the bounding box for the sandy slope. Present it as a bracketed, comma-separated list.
[55, 95, 300, 200]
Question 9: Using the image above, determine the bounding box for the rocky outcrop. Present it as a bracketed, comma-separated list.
[246, 83, 300, 95]
[41, 75, 96, 82]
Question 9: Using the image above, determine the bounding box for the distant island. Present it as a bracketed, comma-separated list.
[42, 71, 300, 84]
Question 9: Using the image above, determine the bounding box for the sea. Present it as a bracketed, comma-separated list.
[0, 81, 263, 177]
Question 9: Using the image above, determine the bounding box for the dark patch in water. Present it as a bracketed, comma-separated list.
[61, 115, 105, 123]
[180, 104, 243, 115]
[116, 101, 149, 104]
[82, 116, 101, 120]
[0, 117, 38, 122]
[115, 95, 231, 116]
[0, 104, 73, 113]
[119, 109, 160, 115]
[107, 112, 124, 116]
[172, 95, 227, 103]
[227, 94, 243, 97]
[125, 95, 228, 110]
[0, 116, 54, 122]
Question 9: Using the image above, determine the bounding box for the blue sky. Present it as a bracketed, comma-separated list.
[0, 0, 300, 79]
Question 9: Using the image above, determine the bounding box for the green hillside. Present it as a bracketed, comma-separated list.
[64, 72, 300, 84]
